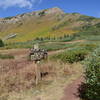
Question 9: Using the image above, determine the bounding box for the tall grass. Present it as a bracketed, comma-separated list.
[0, 54, 14, 59]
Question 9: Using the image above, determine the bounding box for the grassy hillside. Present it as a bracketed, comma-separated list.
[0, 7, 100, 44]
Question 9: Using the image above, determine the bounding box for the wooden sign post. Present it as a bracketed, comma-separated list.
[29, 44, 48, 85]
[34, 61, 41, 85]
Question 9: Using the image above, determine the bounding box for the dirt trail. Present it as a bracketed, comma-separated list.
[0, 40, 85, 57]
[61, 76, 84, 100]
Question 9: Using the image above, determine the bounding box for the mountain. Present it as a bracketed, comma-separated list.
[0, 7, 100, 43]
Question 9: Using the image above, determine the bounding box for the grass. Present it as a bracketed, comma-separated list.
[40, 42, 78, 51]
[49, 47, 89, 63]
[0, 60, 83, 100]
[0, 16, 76, 43]
[3, 39, 77, 49]
[0, 54, 14, 59]
[49, 42, 99, 63]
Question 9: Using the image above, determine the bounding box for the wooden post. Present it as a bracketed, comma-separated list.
[34, 61, 41, 85]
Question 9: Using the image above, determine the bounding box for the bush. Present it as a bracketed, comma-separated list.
[4, 16, 13, 20]
[78, 15, 95, 22]
[38, 10, 45, 16]
[0, 54, 14, 59]
[79, 48, 100, 100]
[50, 47, 89, 63]
[0, 39, 4, 47]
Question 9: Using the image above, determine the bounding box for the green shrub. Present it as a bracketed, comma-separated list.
[79, 43, 98, 51]
[0, 54, 14, 59]
[84, 48, 100, 100]
[50, 47, 89, 63]
[4, 16, 13, 20]
[79, 48, 100, 100]
[0, 39, 4, 47]
[38, 10, 45, 16]
[78, 15, 95, 22]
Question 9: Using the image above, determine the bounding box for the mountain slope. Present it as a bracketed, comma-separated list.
[0, 7, 100, 43]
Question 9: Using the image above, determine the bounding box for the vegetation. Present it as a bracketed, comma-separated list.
[4, 16, 13, 20]
[38, 10, 46, 16]
[79, 48, 100, 100]
[34, 35, 75, 42]
[78, 15, 96, 22]
[49, 41, 99, 63]
[0, 54, 14, 59]
[51, 21, 69, 31]
[0, 7, 100, 100]
[40, 42, 77, 51]
[50, 47, 89, 63]
[0, 39, 4, 47]
[0, 8, 100, 44]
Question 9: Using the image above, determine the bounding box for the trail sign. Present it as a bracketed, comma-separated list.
[29, 44, 48, 85]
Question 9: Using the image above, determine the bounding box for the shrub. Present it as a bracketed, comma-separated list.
[0, 39, 4, 47]
[79, 48, 100, 100]
[4, 16, 13, 20]
[50, 47, 89, 63]
[38, 10, 45, 16]
[0, 54, 14, 59]
[78, 15, 95, 22]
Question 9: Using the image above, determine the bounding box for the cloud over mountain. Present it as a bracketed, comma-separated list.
[0, 0, 42, 9]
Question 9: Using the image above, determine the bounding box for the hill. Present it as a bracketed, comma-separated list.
[0, 7, 100, 43]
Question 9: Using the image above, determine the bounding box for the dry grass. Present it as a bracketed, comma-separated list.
[0, 58, 83, 100]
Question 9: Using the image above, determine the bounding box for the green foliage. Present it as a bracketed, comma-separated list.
[34, 35, 75, 42]
[0, 39, 4, 47]
[4, 16, 13, 20]
[78, 15, 95, 22]
[50, 47, 89, 63]
[75, 23, 100, 40]
[0, 54, 14, 59]
[78, 42, 99, 51]
[51, 21, 69, 31]
[40, 42, 77, 51]
[80, 48, 100, 100]
[58, 35, 75, 42]
[38, 10, 45, 16]
[95, 22, 100, 27]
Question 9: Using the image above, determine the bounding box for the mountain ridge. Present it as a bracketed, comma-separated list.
[0, 7, 64, 19]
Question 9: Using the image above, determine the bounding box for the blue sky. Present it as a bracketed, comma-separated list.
[0, 0, 100, 18]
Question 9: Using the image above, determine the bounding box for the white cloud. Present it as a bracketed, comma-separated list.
[0, 0, 42, 9]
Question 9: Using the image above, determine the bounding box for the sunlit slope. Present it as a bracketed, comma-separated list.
[0, 7, 100, 42]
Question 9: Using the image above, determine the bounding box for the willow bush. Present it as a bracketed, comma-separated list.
[50, 47, 89, 63]
[79, 48, 100, 100]
[0, 39, 4, 47]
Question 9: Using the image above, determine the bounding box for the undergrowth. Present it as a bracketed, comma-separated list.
[0, 54, 14, 59]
